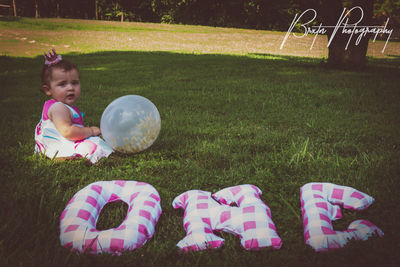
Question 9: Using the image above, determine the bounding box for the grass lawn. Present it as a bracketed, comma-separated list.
[1, 17, 400, 266]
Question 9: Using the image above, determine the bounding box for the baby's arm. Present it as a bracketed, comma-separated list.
[48, 102, 101, 141]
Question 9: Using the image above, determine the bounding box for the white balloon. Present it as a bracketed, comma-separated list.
[100, 95, 161, 154]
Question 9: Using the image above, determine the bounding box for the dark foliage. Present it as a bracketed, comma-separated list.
[6, 0, 398, 31]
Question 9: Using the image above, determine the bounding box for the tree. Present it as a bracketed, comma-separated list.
[34, 0, 39, 18]
[56, 0, 60, 18]
[95, 0, 98, 20]
[12, 0, 17, 16]
[295, 0, 375, 70]
[321, 0, 374, 70]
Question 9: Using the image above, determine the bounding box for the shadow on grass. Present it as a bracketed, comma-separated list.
[2, 50, 399, 156]
[2, 50, 399, 127]
[2, 50, 398, 76]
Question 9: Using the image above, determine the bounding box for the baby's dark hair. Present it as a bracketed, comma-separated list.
[40, 59, 79, 90]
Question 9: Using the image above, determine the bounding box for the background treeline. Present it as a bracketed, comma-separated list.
[2, 0, 400, 31]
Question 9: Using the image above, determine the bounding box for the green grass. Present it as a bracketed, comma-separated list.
[0, 17, 165, 32]
[0, 16, 262, 34]
[1, 18, 400, 267]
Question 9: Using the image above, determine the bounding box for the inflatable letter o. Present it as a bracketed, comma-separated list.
[59, 180, 162, 254]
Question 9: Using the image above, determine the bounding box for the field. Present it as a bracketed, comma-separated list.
[1, 17, 400, 266]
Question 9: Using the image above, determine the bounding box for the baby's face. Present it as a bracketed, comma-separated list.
[46, 68, 81, 106]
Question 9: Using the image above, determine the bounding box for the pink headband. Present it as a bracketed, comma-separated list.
[44, 49, 62, 66]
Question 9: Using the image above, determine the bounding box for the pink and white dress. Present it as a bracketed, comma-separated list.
[35, 99, 113, 164]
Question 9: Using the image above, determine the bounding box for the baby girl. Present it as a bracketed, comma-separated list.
[34, 49, 113, 164]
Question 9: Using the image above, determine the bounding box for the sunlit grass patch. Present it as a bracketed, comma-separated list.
[1, 17, 399, 58]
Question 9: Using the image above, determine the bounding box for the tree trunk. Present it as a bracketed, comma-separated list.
[121, 11, 124, 22]
[12, 0, 17, 16]
[322, 0, 348, 67]
[56, 2, 60, 18]
[322, 0, 374, 70]
[95, 0, 98, 20]
[347, 0, 374, 69]
[35, 0, 39, 18]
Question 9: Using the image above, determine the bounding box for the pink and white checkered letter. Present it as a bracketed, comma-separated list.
[173, 184, 282, 251]
[60, 180, 162, 255]
[300, 182, 383, 252]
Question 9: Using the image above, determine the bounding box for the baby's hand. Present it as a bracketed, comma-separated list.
[90, 126, 101, 136]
